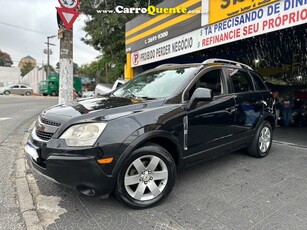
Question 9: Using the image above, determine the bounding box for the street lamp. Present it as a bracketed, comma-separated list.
[45, 35, 56, 77]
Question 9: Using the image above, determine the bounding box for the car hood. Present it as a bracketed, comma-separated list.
[40, 96, 165, 124]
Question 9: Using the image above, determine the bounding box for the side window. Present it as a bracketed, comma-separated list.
[11, 85, 19, 88]
[250, 72, 267, 91]
[227, 68, 254, 93]
[187, 70, 223, 100]
[20, 85, 27, 88]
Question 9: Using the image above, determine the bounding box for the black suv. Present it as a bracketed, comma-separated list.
[25, 59, 275, 209]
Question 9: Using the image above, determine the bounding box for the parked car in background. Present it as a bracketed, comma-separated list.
[0, 84, 33, 96]
[94, 83, 112, 96]
[292, 101, 307, 127]
[82, 91, 95, 98]
[95, 79, 127, 96]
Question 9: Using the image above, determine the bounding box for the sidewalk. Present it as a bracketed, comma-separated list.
[274, 127, 307, 148]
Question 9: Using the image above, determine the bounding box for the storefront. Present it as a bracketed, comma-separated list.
[125, 0, 307, 127]
[125, 0, 307, 76]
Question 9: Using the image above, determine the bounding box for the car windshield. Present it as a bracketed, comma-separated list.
[112, 67, 197, 99]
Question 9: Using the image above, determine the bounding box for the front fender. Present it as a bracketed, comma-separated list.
[112, 128, 183, 176]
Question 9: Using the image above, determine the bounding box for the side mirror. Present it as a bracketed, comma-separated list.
[188, 88, 213, 110]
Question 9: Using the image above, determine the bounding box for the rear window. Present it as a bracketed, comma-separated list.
[250, 72, 267, 91]
[226, 68, 254, 93]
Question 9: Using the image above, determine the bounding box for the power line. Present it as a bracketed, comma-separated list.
[0, 21, 49, 35]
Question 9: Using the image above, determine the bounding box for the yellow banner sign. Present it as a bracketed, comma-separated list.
[209, 0, 279, 24]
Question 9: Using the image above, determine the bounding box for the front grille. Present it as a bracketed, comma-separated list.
[36, 129, 54, 140]
[40, 117, 61, 127]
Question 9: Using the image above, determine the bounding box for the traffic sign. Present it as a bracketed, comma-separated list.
[58, 0, 79, 10]
[56, 7, 80, 31]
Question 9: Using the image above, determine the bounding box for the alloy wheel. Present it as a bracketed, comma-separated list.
[124, 155, 168, 201]
[259, 126, 271, 153]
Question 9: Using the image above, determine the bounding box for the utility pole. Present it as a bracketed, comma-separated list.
[56, 0, 80, 104]
[45, 35, 56, 77]
[58, 29, 73, 104]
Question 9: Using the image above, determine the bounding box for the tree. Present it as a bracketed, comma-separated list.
[0, 50, 13, 67]
[79, 0, 163, 82]
[21, 62, 35, 76]
[78, 60, 105, 84]
[42, 65, 55, 73]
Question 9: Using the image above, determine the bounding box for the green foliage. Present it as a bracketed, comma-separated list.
[78, 59, 111, 83]
[79, 0, 163, 82]
[0, 50, 13, 67]
[21, 62, 35, 77]
[42, 65, 55, 72]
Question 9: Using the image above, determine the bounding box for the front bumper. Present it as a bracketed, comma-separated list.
[25, 141, 116, 197]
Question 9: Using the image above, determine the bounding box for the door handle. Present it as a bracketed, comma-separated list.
[225, 107, 236, 113]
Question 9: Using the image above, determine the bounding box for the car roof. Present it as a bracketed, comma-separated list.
[151, 59, 253, 72]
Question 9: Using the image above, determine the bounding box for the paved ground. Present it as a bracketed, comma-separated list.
[274, 126, 307, 148]
[2, 95, 307, 230]
[0, 95, 57, 230]
[31, 141, 307, 229]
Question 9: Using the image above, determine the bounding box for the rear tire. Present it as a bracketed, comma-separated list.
[25, 91, 31, 96]
[115, 145, 176, 209]
[248, 121, 272, 158]
[4, 91, 10, 95]
[51, 91, 57, 96]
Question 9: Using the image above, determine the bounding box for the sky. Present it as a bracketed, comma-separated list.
[0, 0, 101, 68]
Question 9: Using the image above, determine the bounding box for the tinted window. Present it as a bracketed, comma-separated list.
[11, 85, 19, 88]
[20, 85, 27, 88]
[187, 70, 222, 100]
[250, 72, 267, 91]
[227, 68, 254, 93]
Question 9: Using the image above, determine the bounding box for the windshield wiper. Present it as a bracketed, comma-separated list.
[129, 94, 156, 100]
[138, 96, 156, 100]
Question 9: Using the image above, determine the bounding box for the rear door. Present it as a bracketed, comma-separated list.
[224, 67, 263, 149]
[20, 85, 29, 94]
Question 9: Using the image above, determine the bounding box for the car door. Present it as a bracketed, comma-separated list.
[224, 67, 264, 150]
[10, 85, 20, 94]
[185, 68, 236, 163]
[20, 85, 28, 94]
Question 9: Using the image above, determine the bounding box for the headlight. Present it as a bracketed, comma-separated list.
[60, 123, 107, 147]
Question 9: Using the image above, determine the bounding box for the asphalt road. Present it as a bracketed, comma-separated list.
[0, 95, 57, 230]
[0, 95, 58, 143]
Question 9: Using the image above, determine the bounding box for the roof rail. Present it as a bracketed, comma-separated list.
[202, 59, 253, 70]
[155, 64, 179, 68]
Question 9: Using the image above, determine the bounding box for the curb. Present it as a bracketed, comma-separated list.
[16, 122, 44, 230]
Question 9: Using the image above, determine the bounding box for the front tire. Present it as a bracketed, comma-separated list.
[248, 121, 273, 158]
[115, 145, 176, 209]
[25, 91, 31, 96]
[4, 90, 10, 95]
